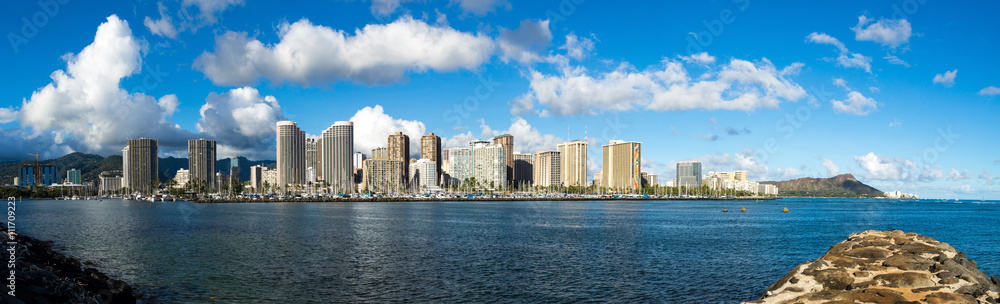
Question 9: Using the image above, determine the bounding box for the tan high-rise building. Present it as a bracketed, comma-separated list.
[277, 121, 306, 192]
[557, 140, 588, 187]
[492, 134, 514, 186]
[123, 138, 158, 194]
[188, 139, 216, 189]
[362, 158, 404, 193]
[388, 132, 410, 183]
[372, 147, 388, 159]
[601, 140, 641, 191]
[420, 133, 442, 185]
[534, 151, 561, 187]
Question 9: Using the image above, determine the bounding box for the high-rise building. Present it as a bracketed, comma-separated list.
[188, 139, 217, 189]
[513, 153, 534, 188]
[594, 171, 603, 187]
[67, 169, 81, 185]
[492, 134, 514, 187]
[676, 160, 703, 189]
[557, 140, 588, 187]
[353, 152, 366, 171]
[472, 140, 506, 190]
[249, 165, 264, 191]
[277, 121, 306, 192]
[734, 171, 748, 182]
[388, 131, 410, 183]
[306, 138, 318, 181]
[18, 164, 58, 186]
[98, 171, 123, 195]
[534, 151, 560, 187]
[447, 148, 474, 186]
[362, 158, 404, 193]
[123, 138, 159, 194]
[371, 147, 388, 159]
[421, 133, 442, 185]
[601, 140, 641, 191]
[321, 121, 354, 194]
[410, 158, 438, 191]
[230, 157, 241, 183]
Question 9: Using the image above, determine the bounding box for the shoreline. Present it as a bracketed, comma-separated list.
[2, 226, 139, 304]
[194, 196, 782, 203]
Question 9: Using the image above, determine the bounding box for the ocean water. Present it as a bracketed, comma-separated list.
[14, 198, 1000, 303]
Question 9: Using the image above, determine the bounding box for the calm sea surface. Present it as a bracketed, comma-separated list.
[15, 198, 1000, 303]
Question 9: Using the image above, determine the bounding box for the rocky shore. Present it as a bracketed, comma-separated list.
[2, 227, 137, 304]
[745, 230, 1000, 304]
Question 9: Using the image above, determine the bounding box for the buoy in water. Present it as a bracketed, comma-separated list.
[782, 207, 789, 213]
[740, 207, 747, 212]
[723, 209, 728, 212]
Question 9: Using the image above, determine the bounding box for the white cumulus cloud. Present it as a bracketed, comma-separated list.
[497, 19, 552, 64]
[18, 15, 194, 156]
[933, 69, 957, 87]
[194, 16, 495, 86]
[451, 0, 512, 16]
[854, 152, 915, 181]
[821, 158, 840, 177]
[807, 32, 872, 73]
[949, 169, 971, 181]
[978, 86, 1000, 96]
[852, 16, 912, 48]
[144, 2, 178, 39]
[830, 79, 877, 115]
[513, 56, 807, 116]
[350, 105, 426, 157]
[196, 87, 285, 158]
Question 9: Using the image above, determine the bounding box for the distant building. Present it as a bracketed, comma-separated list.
[602, 140, 641, 191]
[758, 184, 779, 196]
[98, 171, 123, 195]
[884, 190, 917, 199]
[230, 157, 241, 183]
[188, 139, 217, 189]
[410, 159, 438, 191]
[67, 169, 81, 185]
[492, 134, 514, 186]
[594, 171, 602, 187]
[676, 160, 702, 189]
[534, 151, 561, 187]
[123, 138, 158, 193]
[174, 168, 189, 188]
[306, 138, 318, 181]
[277, 121, 306, 192]
[262, 168, 278, 192]
[447, 148, 474, 186]
[321, 121, 354, 193]
[249, 165, 264, 191]
[513, 153, 534, 188]
[558, 140, 588, 187]
[353, 152, 366, 172]
[371, 147, 388, 159]
[388, 131, 410, 184]
[363, 158, 404, 193]
[19, 163, 58, 187]
[421, 133, 443, 185]
[473, 140, 507, 190]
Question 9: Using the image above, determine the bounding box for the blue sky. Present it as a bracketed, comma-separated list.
[1, 0, 998, 199]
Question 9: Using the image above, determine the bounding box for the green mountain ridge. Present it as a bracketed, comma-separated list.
[1, 152, 276, 185]
[762, 174, 883, 197]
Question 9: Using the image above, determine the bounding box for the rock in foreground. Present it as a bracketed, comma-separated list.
[745, 230, 1000, 304]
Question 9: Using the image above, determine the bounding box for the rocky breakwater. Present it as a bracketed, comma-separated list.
[745, 230, 1000, 304]
[2, 227, 137, 304]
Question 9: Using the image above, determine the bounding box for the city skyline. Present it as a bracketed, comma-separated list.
[1, 1, 999, 199]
